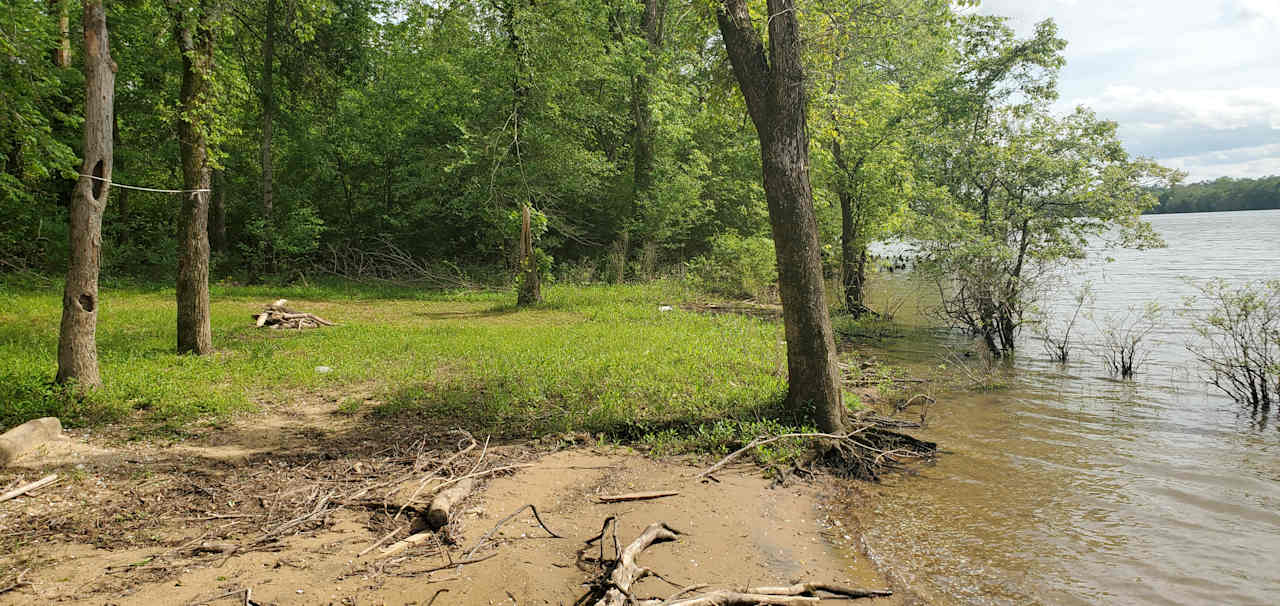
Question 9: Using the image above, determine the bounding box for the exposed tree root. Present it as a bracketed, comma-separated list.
[820, 426, 937, 481]
[698, 421, 937, 484]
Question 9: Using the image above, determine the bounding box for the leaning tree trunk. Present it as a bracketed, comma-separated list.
[56, 1, 115, 390]
[517, 204, 541, 306]
[716, 0, 845, 433]
[171, 3, 215, 355]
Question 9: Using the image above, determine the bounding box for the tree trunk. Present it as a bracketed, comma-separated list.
[50, 0, 71, 68]
[840, 196, 865, 315]
[210, 169, 227, 252]
[171, 1, 215, 355]
[630, 0, 662, 199]
[57, 1, 115, 390]
[261, 0, 275, 219]
[716, 0, 845, 433]
[829, 138, 872, 317]
[517, 204, 541, 306]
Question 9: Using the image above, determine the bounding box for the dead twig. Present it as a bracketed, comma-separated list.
[359, 525, 406, 557]
[0, 568, 30, 595]
[425, 588, 451, 606]
[185, 586, 258, 606]
[463, 504, 561, 559]
[392, 551, 499, 576]
[597, 491, 679, 503]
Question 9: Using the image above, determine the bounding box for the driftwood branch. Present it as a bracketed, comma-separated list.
[251, 299, 335, 330]
[593, 522, 682, 606]
[596, 490, 678, 503]
[0, 474, 59, 503]
[587, 523, 891, 606]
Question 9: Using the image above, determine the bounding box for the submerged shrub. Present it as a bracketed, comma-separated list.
[1094, 301, 1163, 379]
[1185, 279, 1279, 408]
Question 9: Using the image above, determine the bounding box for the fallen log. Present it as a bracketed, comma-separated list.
[426, 477, 473, 530]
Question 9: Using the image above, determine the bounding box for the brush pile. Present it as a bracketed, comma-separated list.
[252, 299, 335, 330]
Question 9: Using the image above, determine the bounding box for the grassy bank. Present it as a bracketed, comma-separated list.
[0, 279, 837, 444]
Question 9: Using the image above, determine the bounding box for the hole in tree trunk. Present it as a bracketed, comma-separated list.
[78, 294, 95, 312]
[91, 159, 105, 198]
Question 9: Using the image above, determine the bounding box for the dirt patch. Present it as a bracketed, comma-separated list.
[0, 404, 908, 605]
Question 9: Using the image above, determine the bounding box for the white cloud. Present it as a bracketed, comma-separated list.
[1074, 86, 1280, 132]
[1162, 143, 1280, 182]
[974, 0, 1280, 180]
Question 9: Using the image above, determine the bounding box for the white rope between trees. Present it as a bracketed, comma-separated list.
[78, 173, 210, 197]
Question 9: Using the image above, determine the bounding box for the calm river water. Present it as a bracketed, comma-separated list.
[859, 210, 1280, 605]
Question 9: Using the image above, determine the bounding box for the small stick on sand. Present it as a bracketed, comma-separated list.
[596, 491, 679, 503]
[0, 474, 58, 503]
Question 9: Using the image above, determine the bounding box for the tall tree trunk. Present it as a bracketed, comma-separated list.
[829, 137, 869, 316]
[501, 0, 541, 300]
[57, 1, 115, 390]
[839, 189, 867, 314]
[261, 0, 275, 219]
[622, 0, 663, 272]
[170, 1, 215, 355]
[210, 169, 226, 252]
[517, 204, 541, 306]
[50, 0, 71, 68]
[630, 0, 662, 200]
[716, 0, 845, 433]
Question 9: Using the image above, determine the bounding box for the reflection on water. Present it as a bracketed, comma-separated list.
[857, 210, 1280, 605]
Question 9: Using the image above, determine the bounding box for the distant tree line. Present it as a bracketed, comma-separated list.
[1149, 175, 1280, 214]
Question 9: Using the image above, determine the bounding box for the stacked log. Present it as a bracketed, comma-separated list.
[252, 299, 335, 330]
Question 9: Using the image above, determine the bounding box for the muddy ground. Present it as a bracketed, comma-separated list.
[0, 394, 913, 605]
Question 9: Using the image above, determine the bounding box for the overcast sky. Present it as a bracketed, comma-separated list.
[973, 0, 1280, 182]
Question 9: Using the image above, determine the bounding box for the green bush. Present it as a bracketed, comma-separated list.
[689, 234, 777, 300]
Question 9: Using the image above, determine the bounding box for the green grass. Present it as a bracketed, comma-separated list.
[0, 278, 829, 442]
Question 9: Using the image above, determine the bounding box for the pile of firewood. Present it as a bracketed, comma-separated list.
[252, 299, 335, 330]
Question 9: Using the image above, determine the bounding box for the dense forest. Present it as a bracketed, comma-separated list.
[1149, 175, 1280, 214]
[3, 0, 1174, 364]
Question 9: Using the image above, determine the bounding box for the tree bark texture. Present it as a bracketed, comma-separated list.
[57, 1, 115, 390]
[171, 1, 215, 355]
[517, 204, 541, 306]
[716, 0, 845, 433]
[830, 138, 868, 315]
[630, 0, 663, 198]
[261, 0, 275, 219]
[50, 0, 71, 68]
